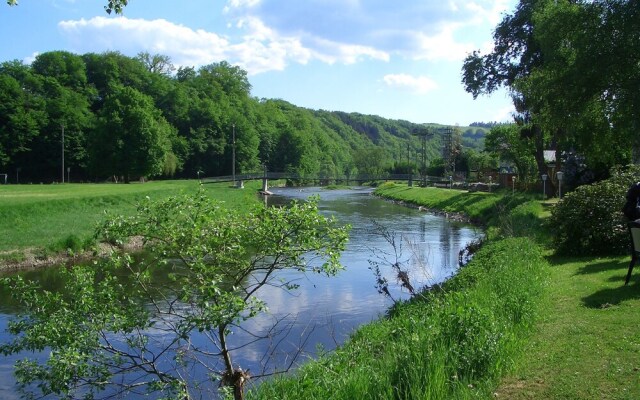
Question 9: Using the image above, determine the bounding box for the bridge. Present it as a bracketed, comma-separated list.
[201, 171, 450, 191]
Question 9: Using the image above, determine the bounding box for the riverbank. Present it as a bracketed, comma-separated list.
[374, 183, 640, 399]
[0, 180, 263, 270]
[247, 184, 551, 398]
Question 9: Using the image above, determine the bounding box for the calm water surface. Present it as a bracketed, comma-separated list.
[0, 187, 482, 398]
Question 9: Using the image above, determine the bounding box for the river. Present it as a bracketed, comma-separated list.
[0, 187, 482, 398]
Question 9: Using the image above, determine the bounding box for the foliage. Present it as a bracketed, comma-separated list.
[0, 50, 484, 183]
[485, 124, 537, 183]
[88, 85, 173, 182]
[462, 0, 639, 181]
[551, 164, 640, 256]
[0, 191, 349, 399]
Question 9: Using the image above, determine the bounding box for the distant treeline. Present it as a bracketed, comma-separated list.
[0, 51, 488, 183]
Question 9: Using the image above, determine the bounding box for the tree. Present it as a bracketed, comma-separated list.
[6, 0, 129, 14]
[462, 0, 558, 191]
[353, 147, 388, 178]
[0, 62, 47, 175]
[1, 192, 349, 400]
[136, 52, 175, 76]
[88, 85, 172, 182]
[463, 0, 640, 184]
[485, 124, 537, 183]
[521, 0, 639, 170]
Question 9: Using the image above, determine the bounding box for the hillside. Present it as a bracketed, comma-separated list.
[0, 51, 487, 183]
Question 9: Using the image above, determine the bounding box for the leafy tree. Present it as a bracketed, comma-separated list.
[136, 52, 175, 76]
[462, 0, 557, 192]
[0, 62, 47, 176]
[353, 147, 388, 177]
[88, 86, 172, 182]
[1, 192, 349, 399]
[463, 0, 639, 186]
[485, 124, 537, 184]
[522, 0, 639, 170]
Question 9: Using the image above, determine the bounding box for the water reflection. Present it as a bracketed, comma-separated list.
[0, 187, 482, 398]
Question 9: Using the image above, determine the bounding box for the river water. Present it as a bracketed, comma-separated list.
[0, 187, 482, 398]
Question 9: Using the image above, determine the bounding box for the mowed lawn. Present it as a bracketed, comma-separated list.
[497, 254, 640, 400]
[0, 180, 262, 252]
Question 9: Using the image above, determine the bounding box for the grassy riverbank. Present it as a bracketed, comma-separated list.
[0, 180, 262, 261]
[251, 182, 640, 399]
[374, 183, 640, 399]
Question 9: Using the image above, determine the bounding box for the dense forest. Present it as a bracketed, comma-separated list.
[0, 51, 489, 184]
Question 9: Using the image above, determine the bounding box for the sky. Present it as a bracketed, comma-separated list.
[0, 0, 517, 126]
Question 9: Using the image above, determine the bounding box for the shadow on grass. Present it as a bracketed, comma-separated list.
[573, 259, 629, 276]
[582, 269, 640, 309]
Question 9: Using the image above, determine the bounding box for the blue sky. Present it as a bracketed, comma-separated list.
[1, 0, 517, 126]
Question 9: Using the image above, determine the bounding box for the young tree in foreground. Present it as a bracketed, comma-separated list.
[0, 192, 349, 400]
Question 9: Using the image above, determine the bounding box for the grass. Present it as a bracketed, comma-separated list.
[0, 180, 263, 253]
[496, 255, 640, 400]
[374, 182, 539, 224]
[374, 182, 640, 399]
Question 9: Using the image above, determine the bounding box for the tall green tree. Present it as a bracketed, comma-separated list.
[485, 124, 537, 183]
[463, 0, 639, 185]
[462, 0, 556, 189]
[0, 62, 47, 177]
[88, 86, 172, 182]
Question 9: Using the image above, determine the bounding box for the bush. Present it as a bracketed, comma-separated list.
[551, 165, 640, 256]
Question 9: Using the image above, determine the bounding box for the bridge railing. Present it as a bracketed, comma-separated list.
[201, 172, 447, 184]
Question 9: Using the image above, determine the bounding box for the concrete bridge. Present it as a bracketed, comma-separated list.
[201, 171, 449, 191]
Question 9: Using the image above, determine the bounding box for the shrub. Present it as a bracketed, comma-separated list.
[551, 165, 640, 256]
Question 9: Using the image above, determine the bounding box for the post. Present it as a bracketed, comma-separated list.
[232, 124, 236, 187]
[67, 167, 70, 183]
[556, 171, 564, 198]
[261, 164, 269, 192]
[449, 175, 453, 189]
[488, 175, 492, 192]
[512, 175, 517, 195]
[61, 124, 65, 183]
[542, 174, 548, 198]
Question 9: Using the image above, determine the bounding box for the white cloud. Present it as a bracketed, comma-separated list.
[223, 0, 517, 62]
[491, 104, 516, 122]
[58, 15, 388, 75]
[59, 17, 230, 67]
[411, 24, 475, 61]
[383, 74, 438, 95]
[24, 52, 40, 65]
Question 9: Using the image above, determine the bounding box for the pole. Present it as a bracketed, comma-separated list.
[232, 124, 236, 187]
[61, 124, 65, 183]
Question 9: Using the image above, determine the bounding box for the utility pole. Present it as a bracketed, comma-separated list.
[61, 124, 65, 183]
[232, 123, 236, 187]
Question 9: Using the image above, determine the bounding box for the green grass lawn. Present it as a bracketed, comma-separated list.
[496, 255, 640, 400]
[0, 180, 263, 253]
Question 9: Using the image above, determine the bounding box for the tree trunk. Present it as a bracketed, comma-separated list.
[533, 125, 555, 196]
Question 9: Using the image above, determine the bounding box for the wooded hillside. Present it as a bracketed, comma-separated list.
[0, 51, 486, 183]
